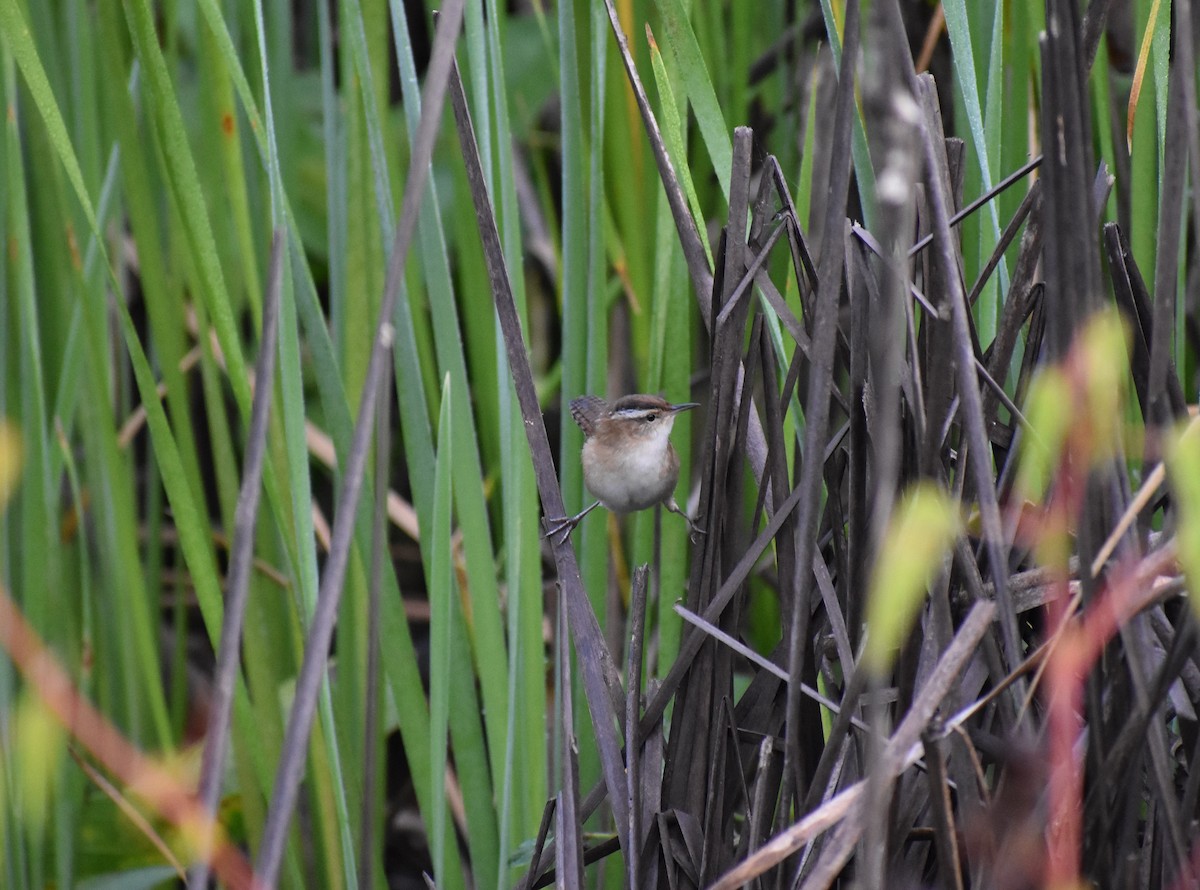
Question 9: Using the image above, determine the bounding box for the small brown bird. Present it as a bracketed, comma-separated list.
[545, 394, 703, 542]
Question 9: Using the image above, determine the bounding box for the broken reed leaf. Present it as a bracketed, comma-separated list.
[1166, 421, 1200, 621]
[863, 483, 960, 674]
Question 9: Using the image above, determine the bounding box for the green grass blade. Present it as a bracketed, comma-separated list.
[429, 376, 454, 882]
[936, 0, 1010, 351]
[647, 27, 712, 266]
[815, 0, 877, 229]
[390, 0, 522, 865]
[120, 0, 253, 416]
[653, 0, 732, 203]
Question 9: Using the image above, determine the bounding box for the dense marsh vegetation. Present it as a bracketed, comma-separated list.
[2, 0, 1200, 887]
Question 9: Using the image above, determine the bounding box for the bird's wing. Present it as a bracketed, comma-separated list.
[569, 396, 606, 437]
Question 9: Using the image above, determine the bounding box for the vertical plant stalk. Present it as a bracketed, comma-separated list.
[1174, 0, 1200, 361]
[358, 337, 394, 889]
[192, 229, 286, 888]
[555, 586, 584, 888]
[1147, 11, 1191, 426]
[1040, 0, 1103, 355]
[626, 565, 650, 887]
[782, 0, 860, 812]
[922, 722, 964, 890]
[880, 0, 1022, 675]
[254, 1, 466, 883]
[445, 50, 633, 853]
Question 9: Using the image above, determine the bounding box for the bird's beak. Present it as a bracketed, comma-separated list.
[670, 402, 700, 413]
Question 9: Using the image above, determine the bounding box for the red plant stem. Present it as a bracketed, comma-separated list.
[0, 585, 263, 890]
[1037, 442, 1180, 885]
[1043, 559, 1164, 886]
[1045, 621, 1084, 884]
[1041, 542, 1182, 884]
[1041, 459, 1081, 886]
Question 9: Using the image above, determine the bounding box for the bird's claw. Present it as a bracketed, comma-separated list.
[542, 516, 579, 545]
[687, 518, 707, 544]
[543, 501, 602, 545]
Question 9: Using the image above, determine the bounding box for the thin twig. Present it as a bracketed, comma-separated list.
[193, 229, 285, 889]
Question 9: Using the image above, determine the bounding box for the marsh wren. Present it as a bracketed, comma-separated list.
[545, 394, 703, 542]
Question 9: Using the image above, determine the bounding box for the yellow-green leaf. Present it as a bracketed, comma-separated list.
[1015, 368, 1073, 501]
[0, 421, 21, 509]
[864, 484, 960, 674]
[11, 693, 64, 831]
[1167, 418, 1200, 621]
[1079, 308, 1130, 459]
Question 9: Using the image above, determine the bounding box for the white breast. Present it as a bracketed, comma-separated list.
[581, 429, 677, 513]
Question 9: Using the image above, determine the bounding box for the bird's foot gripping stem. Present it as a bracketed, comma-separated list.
[542, 500, 602, 545]
[665, 497, 706, 544]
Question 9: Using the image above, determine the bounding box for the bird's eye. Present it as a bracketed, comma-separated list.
[644, 413, 657, 423]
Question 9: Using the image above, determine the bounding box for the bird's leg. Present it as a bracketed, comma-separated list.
[543, 500, 602, 544]
[665, 497, 706, 543]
